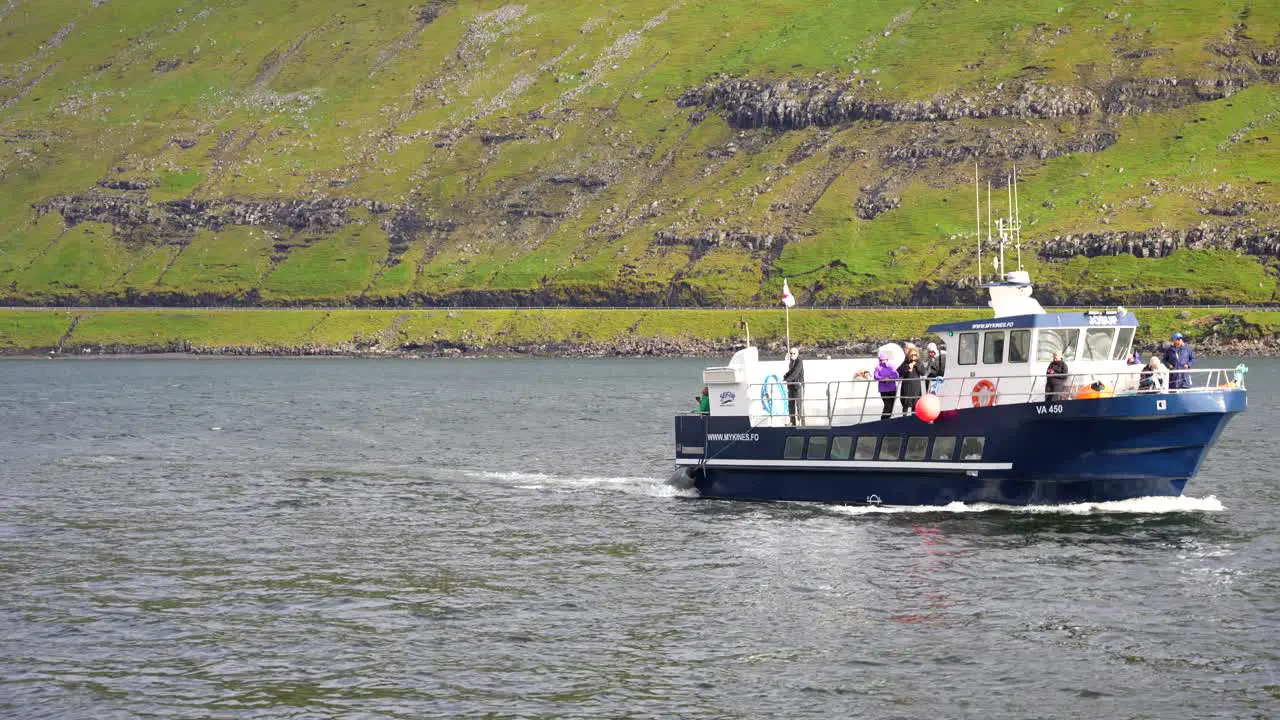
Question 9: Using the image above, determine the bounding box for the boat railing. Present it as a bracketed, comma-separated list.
[746, 366, 1246, 427]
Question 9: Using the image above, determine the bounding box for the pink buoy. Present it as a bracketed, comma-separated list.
[915, 393, 941, 423]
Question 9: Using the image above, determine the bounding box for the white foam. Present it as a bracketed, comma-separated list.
[468, 470, 699, 498]
[827, 495, 1225, 515]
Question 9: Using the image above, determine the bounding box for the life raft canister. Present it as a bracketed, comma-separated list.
[970, 379, 998, 408]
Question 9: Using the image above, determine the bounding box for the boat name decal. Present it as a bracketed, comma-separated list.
[719, 391, 736, 407]
[971, 321, 1015, 330]
[1035, 404, 1065, 415]
[707, 432, 760, 442]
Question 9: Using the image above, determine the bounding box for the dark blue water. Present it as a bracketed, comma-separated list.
[1, 357, 1278, 719]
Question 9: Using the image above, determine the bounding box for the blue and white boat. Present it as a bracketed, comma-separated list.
[672, 270, 1247, 505]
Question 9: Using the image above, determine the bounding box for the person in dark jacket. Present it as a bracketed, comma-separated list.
[784, 347, 804, 426]
[1045, 351, 1069, 400]
[897, 347, 924, 415]
[1162, 332, 1194, 390]
[923, 341, 945, 394]
[873, 351, 900, 420]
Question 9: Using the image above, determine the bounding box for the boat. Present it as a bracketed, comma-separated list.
[670, 172, 1248, 506]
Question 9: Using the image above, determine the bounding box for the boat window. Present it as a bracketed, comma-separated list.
[879, 436, 903, 460]
[1112, 327, 1135, 361]
[1009, 330, 1031, 363]
[983, 331, 1006, 364]
[931, 436, 957, 461]
[1083, 328, 1116, 361]
[784, 436, 805, 459]
[960, 436, 986, 461]
[1035, 328, 1080, 362]
[807, 436, 829, 460]
[830, 436, 853, 460]
[905, 436, 929, 461]
[854, 436, 877, 460]
[957, 332, 979, 365]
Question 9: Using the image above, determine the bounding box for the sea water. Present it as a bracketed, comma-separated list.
[1, 357, 1277, 718]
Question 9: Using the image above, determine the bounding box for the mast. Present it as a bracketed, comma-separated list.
[1013, 164, 1023, 271]
[1003, 172, 1012, 279]
[987, 181, 994, 278]
[974, 164, 982, 286]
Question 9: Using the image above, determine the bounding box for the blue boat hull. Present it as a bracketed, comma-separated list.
[673, 390, 1245, 506]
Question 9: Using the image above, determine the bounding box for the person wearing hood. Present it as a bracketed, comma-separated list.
[784, 347, 804, 426]
[1162, 332, 1194, 390]
[922, 341, 945, 393]
[874, 351, 900, 420]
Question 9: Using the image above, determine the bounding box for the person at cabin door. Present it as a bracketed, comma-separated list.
[1045, 351, 1070, 401]
[784, 347, 804, 426]
[874, 351, 900, 420]
[923, 342, 945, 393]
[1163, 332, 1194, 390]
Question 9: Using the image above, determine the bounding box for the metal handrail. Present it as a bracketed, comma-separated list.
[745, 367, 1246, 427]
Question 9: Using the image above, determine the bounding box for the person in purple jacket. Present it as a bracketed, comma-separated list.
[874, 351, 900, 420]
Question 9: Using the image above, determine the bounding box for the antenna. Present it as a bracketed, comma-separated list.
[1002, 172, 1012, 279]
[986, 181, 994, 278]
[1013, 164, 1023, 271]
[974, 164, 982, 286]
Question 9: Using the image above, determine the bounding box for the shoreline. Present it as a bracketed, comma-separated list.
[5, 337, 1276, 359]
[4, 307, 1280, 359]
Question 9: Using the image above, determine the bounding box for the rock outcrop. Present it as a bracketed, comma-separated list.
[677, 79, 1104, 130]
[680, 67, 1274, 130]
[1039, 223, 1280, 260]
[34, 194, 394, 237]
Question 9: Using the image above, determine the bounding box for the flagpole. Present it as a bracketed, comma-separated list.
[785, 305, 791, 354]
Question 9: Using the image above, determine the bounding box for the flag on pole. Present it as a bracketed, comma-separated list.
[780, 278, 796, 308]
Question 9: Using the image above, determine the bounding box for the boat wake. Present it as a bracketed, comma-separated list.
[827, 495, 1225, 516]
[467, 470, 699, 498]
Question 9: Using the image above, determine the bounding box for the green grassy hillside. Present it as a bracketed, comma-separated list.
[1, 0, 1278, 307]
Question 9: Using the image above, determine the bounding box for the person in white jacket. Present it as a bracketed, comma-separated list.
[1139, 355, 1169, 393]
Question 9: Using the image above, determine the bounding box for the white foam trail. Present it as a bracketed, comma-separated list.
[469, 470, 699, 498]
[827, 495, 1225, 515]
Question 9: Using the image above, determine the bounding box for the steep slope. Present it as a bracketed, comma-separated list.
[0, 0, 1278, 307]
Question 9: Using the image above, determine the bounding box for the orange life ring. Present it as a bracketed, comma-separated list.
[971, 379, 998, 408]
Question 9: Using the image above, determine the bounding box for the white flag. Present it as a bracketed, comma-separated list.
[780, 278, 796, 308]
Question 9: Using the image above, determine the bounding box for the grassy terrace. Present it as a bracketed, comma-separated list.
[0, 0, 1278, 309]
[3, 307, 1278, 355]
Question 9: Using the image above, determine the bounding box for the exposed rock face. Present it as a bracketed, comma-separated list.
[34, 194, 394, 236]
[882, 131, 1117, 165]
[380, 209, 457, 259]
[680, 67, 1273, 130]
[1100, 76, 1249, 114]
[678, 79, 1102, 129]
[1039, 223, 1280, 260]
[653, 227, 801, 255]
[855, 179, 899, 220]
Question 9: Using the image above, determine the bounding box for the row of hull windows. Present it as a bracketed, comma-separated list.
[954, 327, 1136, 366]
[784, 435, 986, 462]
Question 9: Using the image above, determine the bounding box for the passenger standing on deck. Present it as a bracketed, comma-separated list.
[897, 347, 924, 415]
[924, 342, 945, 393]
[1162, 332, 1195, 390]
[696, 386, 710, 413]
[1045, 351, 1069, 400]
[874, 351, 900, 420]
[784, 347, 804, 426]
[1138, 356, 1168, 394]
